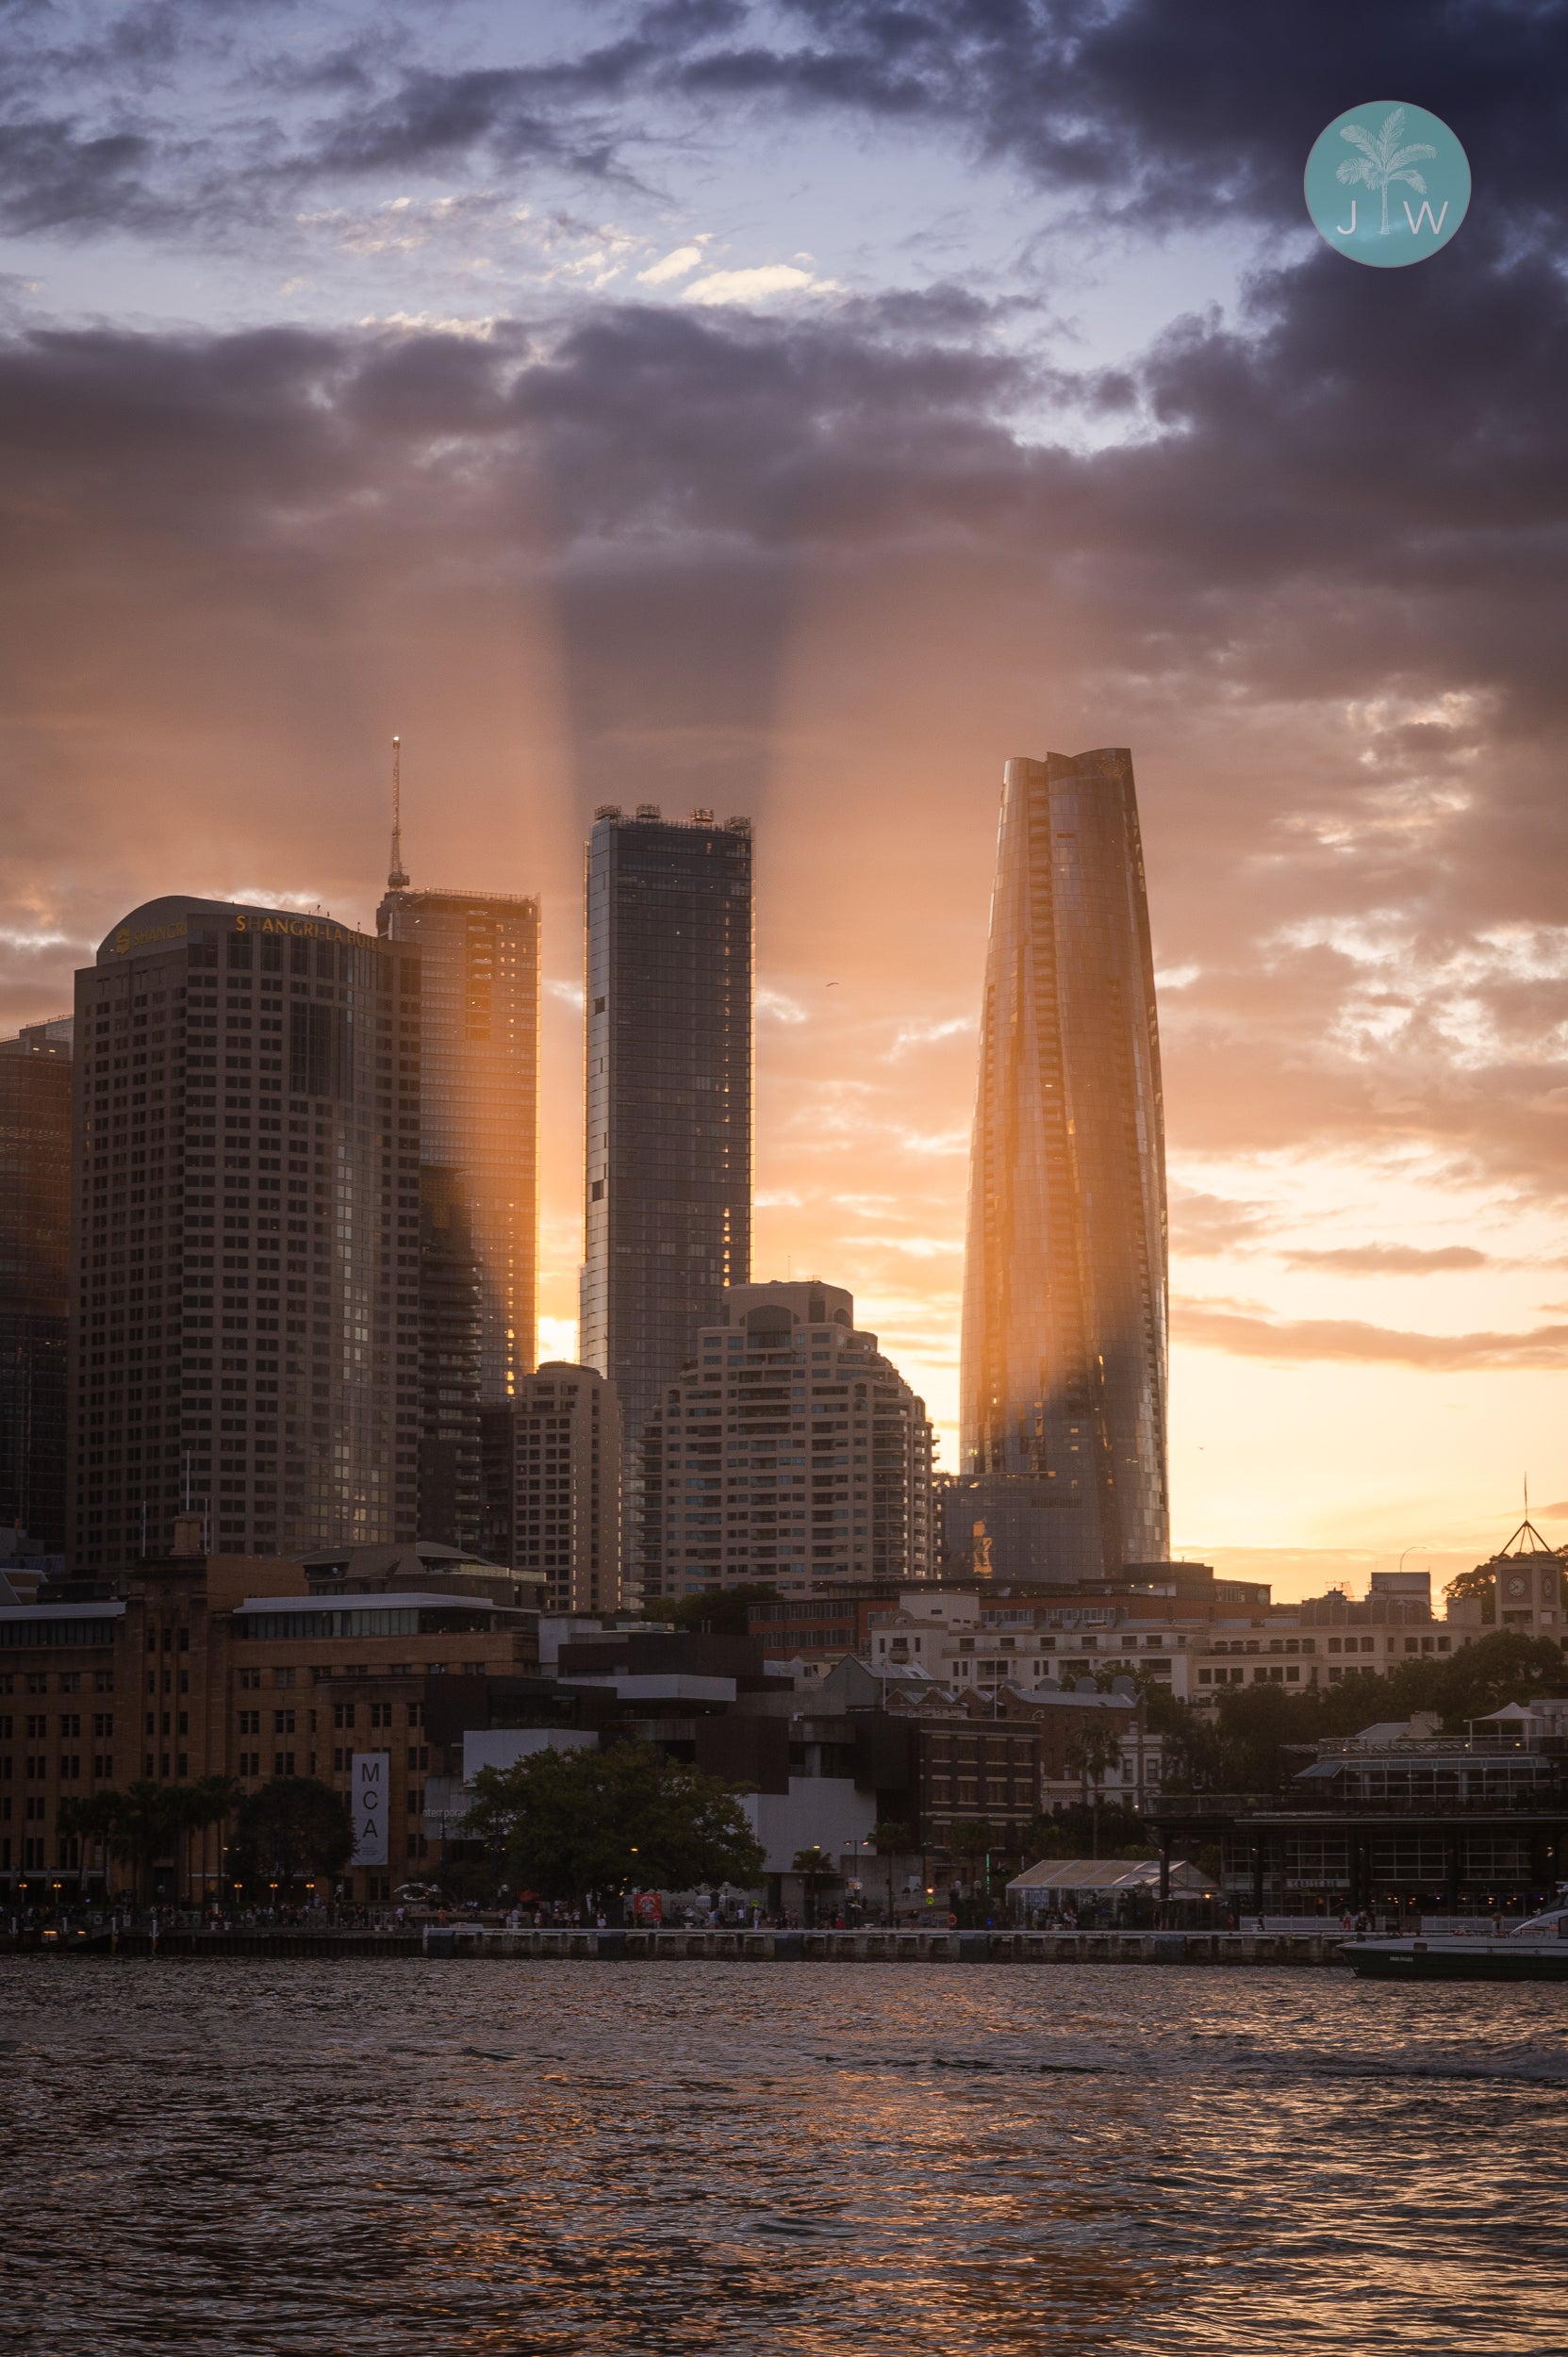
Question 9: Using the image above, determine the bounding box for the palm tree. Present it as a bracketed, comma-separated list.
[176, 1775, 242, 1914]
[1065, 1726, 1125, 1859]
[1336, 107, 1437, 237]
[56, 1793, 123, 1900]
[98, 1781, 189, 1908]
[791, 1845, 840, 1930]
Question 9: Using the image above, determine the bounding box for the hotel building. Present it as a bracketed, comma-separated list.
[638, 1281, 934, 1599]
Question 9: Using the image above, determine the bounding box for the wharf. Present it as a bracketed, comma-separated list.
[5, 1928, 425, 1958]
[7, 1926, 1348, 1966]
[423, 1925, 1346, 1967]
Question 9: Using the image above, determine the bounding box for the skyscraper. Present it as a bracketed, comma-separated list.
[480, 1363, 622, 1615]
[415, 1164, 483, 1550]
[580, 805, 752, 1446]
[69, 898, 421, 1570]
[0, 1018, 73, 1552]
[377, 884, 540, 1406]
[638, 1281, 934, 1600]
[960, 750, 1168, 1579]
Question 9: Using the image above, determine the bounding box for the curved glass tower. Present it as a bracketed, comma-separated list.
[960, 750, 1168, 1578]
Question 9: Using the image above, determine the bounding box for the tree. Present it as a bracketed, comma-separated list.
[231, 1777, 353, 1893]
[1151, 1632, 1568, 1801]
[1021, 1802, 1152, 1862]
[1335, 107, 1437, 237]
[869, 1821, 913, 1920]
[1444, 1567, 1495, 1624]
[59, 1775, 244, 1908]
[791, 1844, 841, 1928]
[640, 1584, 777, 1636]
[56, 1792, 124, 1890]
[178, 1774, 242, 1908]
[466, 1739, 766, 1914]
[97, 1781, 190, 1904]
[1065, 1725, 1124, 1857]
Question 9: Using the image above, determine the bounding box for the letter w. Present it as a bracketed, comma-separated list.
[1403, 200, 1449, 236]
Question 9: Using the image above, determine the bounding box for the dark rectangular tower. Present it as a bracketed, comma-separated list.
[69, 898, 421, 1570]
[960, 750, 1168, 1578]
[580, 804, 752, 1447]
[377, 886, 540, 1405]
[0, 1018, 73, 1553]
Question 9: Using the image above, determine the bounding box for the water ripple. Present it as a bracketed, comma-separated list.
[1, 1959, 1562, 2353]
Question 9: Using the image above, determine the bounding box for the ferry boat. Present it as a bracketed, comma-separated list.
[1343, 1905, 1568, 1981]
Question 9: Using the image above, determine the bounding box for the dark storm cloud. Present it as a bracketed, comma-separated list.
[0, 120, 170, 235]
[6, 0, 1564, 247]
[1, 0, 1567, 1206]
[666, 0, 1568, 229]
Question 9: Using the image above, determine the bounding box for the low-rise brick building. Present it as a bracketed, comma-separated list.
[0, 1523, 537, 1905]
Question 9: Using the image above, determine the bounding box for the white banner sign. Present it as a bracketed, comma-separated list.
[351, 1751, 390, 1866]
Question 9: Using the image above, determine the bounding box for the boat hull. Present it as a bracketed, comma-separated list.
[1345, 1939, 1568, 1982]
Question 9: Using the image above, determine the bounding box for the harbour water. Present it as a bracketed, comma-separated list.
[3, 1960, 1563, 2352]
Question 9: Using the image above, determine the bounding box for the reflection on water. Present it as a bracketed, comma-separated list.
[2, 1961, 1563, 2353]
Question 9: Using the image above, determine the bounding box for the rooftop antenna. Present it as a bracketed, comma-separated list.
[388, 734, 410, 893]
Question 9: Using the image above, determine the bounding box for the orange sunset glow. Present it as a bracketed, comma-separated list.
[2, 8, 1563, 1603]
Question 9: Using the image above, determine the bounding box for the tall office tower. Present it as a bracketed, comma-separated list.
[377, 884, 540, 1407]
[69, 898, 421, 1572]
[581, 805, 753, 1451]
[960, 750, 1168, 1582]
[638, 1281, 934, 1600]
[416, 1167, 482, 1550]
[480, 1364, 622, 1615]
[0, 1019, 73, 1551]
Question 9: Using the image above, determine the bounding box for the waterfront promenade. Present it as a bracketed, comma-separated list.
[7, 1922, 1349, 1966]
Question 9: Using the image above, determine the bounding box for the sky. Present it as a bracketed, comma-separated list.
[2, 0, 1567, 1596]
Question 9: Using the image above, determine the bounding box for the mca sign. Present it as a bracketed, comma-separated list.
[351, 1751, 390, 1866]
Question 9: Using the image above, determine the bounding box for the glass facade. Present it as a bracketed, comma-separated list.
[0, 1021, 73, 1551]
[69, 898, 421, 1568]
[580, 806, 752, 1447]
[377, 889, 540, 1404]
[960, 750, 1168, 1578]
[416, 1164, 483, 1550]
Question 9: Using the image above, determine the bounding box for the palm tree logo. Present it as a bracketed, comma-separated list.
[1335, 107, 1437, 236]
